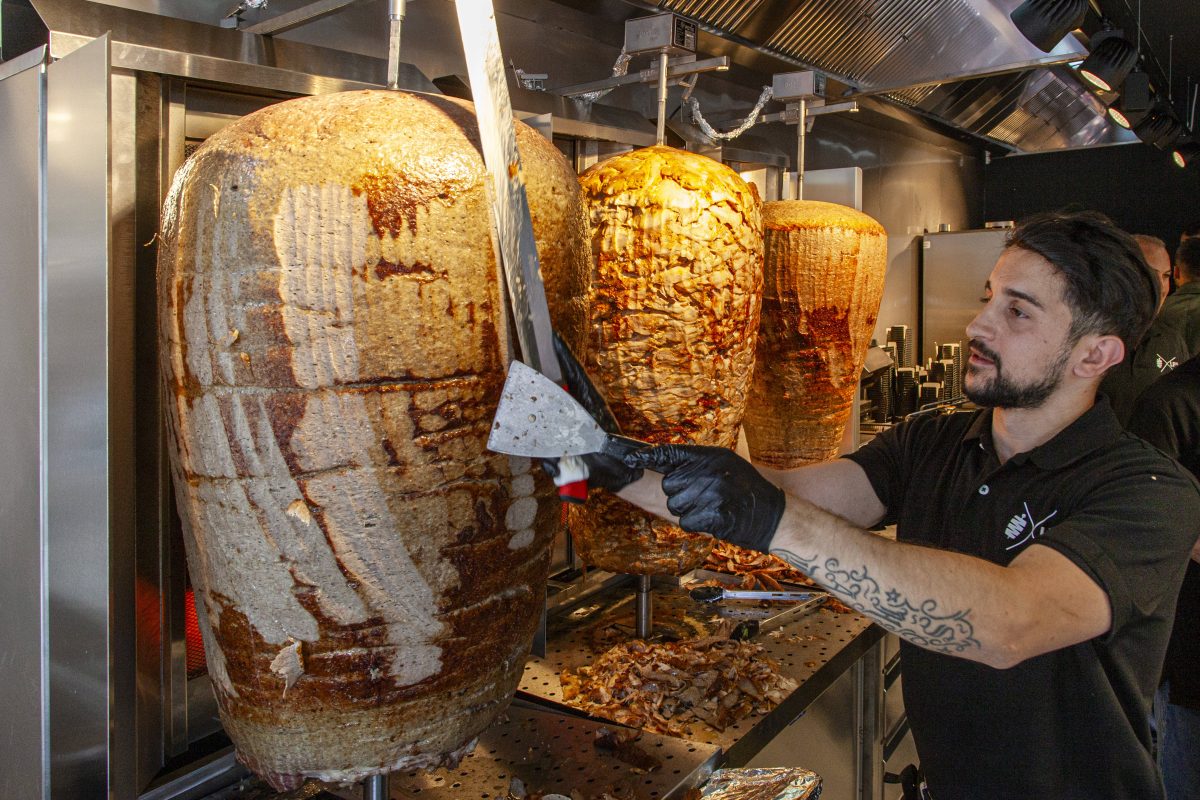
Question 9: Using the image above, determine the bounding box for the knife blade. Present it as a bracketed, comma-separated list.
[487, 361, 647, 460]
[729, 595, 828, 640]
[690, 585, 828, 604]
[456, 0, 595, 501]
[454, 0, 559, 382]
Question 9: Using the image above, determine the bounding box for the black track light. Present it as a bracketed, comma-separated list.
[1107, 70, 1152, 128]
[1134, 111, 1183, 149]
[1122, 70, 1152, 112]
[1011, 0, 1088, 53]
[1172, 142, 1200, 169]
[1079, 33, 1138, 92]
[1107, 104, 1143, 129]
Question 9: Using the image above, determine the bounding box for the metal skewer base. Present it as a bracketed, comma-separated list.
[635, 574, 653, 639]
[363, 773, 389, 800]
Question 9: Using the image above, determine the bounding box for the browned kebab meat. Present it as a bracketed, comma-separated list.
[568, 145, 764, 576]
[560, 638, 797, 737]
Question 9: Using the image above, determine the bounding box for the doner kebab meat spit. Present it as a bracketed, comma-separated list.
[157, 89, 590, 789]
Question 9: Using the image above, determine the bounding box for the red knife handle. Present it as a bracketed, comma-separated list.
[556, 456, 589, 503]
[555, 378, 590, 503]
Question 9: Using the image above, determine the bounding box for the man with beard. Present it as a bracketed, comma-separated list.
[551, 211, 1200, 799]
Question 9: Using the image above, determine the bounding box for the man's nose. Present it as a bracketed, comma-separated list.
[965, 304, 991, 340]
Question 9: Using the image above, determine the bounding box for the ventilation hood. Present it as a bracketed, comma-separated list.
[3, 0, 1140, 153]
[611, 0, 1137, 152]
[0, 0, 657, 146]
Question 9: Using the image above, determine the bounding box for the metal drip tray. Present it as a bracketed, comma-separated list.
[332, 701, 720, 800]
[518, 579, 879, 764]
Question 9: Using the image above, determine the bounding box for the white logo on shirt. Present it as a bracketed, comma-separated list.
[1156, 353, 1180, 372]
[1003, 502, 1058, 550]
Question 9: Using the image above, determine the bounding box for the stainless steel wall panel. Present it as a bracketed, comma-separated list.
[920, 229, 1009, 364]
[0, 47, 48, 800]
[44, 34, 111, 798]
[108, 65, 141, 800]
[158, 78, 192, 765]
[130, 70, 172, 788]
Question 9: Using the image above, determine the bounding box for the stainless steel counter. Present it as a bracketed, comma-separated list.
[330, 700, 722, 800]
[517, 576, 885, 767]
[152, 573, 882, 800]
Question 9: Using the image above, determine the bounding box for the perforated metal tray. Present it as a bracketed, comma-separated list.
[518, 580, 881, 765]
[329, 700, 720, 800]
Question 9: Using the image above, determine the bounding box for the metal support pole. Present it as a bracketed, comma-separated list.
[655, 49, 669, 146]
[363, 773, 389, 800]
[636, 575, 653, 638]
[795, 97, 807, 200]
[387, 0, 407, 90]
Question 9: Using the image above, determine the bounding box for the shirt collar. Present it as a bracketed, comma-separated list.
[959, 396, 1123, 470]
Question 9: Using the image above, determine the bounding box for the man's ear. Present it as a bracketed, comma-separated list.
[1073, 334, 1125, 378]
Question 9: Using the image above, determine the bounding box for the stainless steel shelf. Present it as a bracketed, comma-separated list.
[518, 579, 883, 766]
[329, 701, 721, 800]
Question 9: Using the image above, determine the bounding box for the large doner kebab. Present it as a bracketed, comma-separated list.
[157, 89, 589, 789]
[568, 145, 764, 575]
[745, 200, 888, 467]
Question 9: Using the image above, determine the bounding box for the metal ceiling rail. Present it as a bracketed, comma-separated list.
[242, 0, 370, 36]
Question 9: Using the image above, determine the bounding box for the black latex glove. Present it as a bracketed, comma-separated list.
[540, 332, 643, 494]
[623, 444, 785, 553]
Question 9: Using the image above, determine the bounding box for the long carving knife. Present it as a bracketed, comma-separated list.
[454, 0, 589, 501]
[455, 0, 556, 377]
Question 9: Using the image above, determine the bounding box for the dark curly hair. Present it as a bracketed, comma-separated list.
[1005, 211, 1158, 352]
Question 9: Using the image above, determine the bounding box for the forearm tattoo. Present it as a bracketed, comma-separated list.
[771, 548, 981, 654]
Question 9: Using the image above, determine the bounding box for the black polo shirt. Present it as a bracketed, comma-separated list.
[1158, 282, 1200, 358]
[1128, 353, 1200, 711]
[844, 398, 1200, 799]
[1099, 316, 1189, 425]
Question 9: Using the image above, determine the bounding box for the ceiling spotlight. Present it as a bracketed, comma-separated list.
[1107, 70, 1153, 128]
[1172, 142, 1200, 169]
[1108, 106, 1136, 129]
[1078, 34, 1138, 92]
[1134, 111, 1184, 149]
[1011, 0, 1089, 53]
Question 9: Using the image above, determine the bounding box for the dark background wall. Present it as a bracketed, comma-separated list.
[983, 143, 1200, 250]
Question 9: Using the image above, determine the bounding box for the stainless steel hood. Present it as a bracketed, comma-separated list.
[614, 0, 1137, 152]
[0, 0, 659, 145]
[3, 0, 436, 93]
[663, 0, 1081, 94]
[2, 0, 1143, 153]
[888, 65, 1128, 151]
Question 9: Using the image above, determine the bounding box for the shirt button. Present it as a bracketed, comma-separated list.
[978, 485, 990, 495]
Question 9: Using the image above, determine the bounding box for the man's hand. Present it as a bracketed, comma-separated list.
[542, 333, 643, 494]
[624, 444, 784, 553]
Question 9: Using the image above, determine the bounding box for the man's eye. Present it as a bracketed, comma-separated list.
[1009, 305, 1027, 318]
